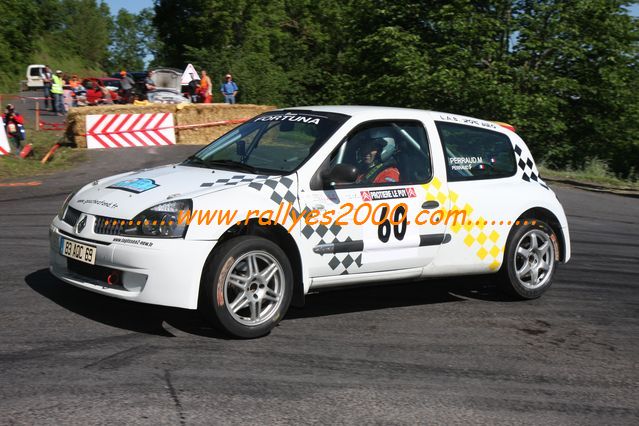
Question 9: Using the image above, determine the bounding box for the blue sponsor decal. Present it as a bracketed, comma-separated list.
[108, 178, 159, 193]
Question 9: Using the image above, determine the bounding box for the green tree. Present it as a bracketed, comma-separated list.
[0, 0, 41, 90]
[512, 0, 639, 175]
[57, 0, 112, 69]
[109, 8, 157, 70]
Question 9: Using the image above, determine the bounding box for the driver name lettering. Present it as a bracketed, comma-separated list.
[449, 156, 483, 170]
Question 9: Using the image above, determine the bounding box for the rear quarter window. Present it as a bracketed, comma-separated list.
[436, 122, 516, 181]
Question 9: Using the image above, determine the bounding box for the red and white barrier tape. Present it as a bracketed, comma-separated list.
[80, 117, 249, 137]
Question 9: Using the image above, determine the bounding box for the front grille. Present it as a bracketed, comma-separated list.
[63, 207, 81, 226]
[94, 216, 127, 235]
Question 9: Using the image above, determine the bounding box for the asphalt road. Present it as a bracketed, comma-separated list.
[1, 145, 638, 425]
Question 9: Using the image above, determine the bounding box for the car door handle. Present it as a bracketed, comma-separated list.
[421, 200, 439, 209]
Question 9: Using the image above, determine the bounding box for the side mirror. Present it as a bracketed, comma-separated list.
[322, 163, 358, 186]
[235, 140, 246, 158]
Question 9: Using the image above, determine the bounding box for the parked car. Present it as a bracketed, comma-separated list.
[146, 68, 190, 104]
[50, 106, 570, 338]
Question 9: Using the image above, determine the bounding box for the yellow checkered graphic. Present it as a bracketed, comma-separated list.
[420, 180, 505, 271]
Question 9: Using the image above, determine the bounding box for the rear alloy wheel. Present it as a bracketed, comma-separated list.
[499, 220, 558, 299]
[199, 236, 293, 338]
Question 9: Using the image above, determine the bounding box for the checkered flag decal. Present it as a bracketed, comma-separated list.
[201, 174, 364, 275]
[247, 177, 298, 206]
[514, 145, 549, 190]
[200, 175, 270, 187]
[301, 222, 363, 275]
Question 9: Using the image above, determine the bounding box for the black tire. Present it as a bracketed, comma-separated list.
[199, 236, 293, 338]
[498, 219, 559, 299]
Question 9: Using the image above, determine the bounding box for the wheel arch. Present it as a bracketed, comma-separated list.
[204, 219, 305, 307]
[515, 207, 567, 262]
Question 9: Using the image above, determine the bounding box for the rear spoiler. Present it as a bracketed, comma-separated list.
[492, 121, 516, 132]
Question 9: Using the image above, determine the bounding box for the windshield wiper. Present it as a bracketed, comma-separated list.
[183, 156, 280, 174]
[203, 159, 264, 174]
[183, 155, 206, 166]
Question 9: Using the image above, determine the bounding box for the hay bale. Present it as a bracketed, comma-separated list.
[175, 103, 276, 145]
[66, 103, 276, 148]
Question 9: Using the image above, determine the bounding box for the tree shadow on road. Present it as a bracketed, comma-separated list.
[25, 268, 514, 338]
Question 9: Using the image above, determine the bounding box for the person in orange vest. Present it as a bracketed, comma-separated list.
[199, 70, 212, 103]
[69, 74, 80, 89]
[2, 104, 26, 155]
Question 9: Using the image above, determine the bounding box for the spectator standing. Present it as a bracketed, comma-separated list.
[119, 70, 135, 103]
[69, 75, 81, 107]
[42, 65, 53, 111]
[187, 73, 200, 103]
[74, 83, 88, 106]
[220, 73, 238, 104]
[51, 70, 65, 115]
[62, 73, 73, 112]
[200, 70, 212, 103]
[2, 104, 26, 155]
[142, 70, 156, 100]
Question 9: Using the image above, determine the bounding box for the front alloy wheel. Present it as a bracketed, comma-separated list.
[199, 236, 293, 338]
[224, 251, 285, 327]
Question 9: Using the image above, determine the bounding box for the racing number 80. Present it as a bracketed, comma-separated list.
[377, 203, 408, 243]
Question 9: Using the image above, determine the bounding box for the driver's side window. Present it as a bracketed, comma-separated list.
[325, 120, 432, 188]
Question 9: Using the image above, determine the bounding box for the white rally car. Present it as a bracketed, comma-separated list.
[50, 106, 570, 338]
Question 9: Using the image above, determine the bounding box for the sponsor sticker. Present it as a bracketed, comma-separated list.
[76, 199, 119, 208]
[113, 237, 154, 247]
[438, 114, 497, 129]
[108, 178, 159, 193]
[360, 187, 417, 201]
[254, 113, 321, 125]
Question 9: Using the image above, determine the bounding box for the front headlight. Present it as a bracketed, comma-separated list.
[58, 190, 77, 219]
[121, 199, 192, 238]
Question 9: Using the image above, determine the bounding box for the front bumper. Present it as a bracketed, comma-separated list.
[49, 217, 216, 309]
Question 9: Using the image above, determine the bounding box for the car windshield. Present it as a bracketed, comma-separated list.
[184, 111, 349, 174]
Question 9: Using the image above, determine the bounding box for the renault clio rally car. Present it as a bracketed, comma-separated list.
[50, 106, 570, 338]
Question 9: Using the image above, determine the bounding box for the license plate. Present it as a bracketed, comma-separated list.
[60, 238, 96, 265]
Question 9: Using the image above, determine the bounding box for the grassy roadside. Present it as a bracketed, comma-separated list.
[0, 130, 85, 181]
[539, 159, 639, 191]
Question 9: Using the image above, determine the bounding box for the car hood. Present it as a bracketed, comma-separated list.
[70, 164, 265, 218]
[152, 68, 181, 91]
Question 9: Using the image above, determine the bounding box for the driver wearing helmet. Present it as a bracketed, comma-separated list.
[356, 138, 400, 184]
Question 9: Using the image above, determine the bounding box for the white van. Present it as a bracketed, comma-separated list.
[22, 64, 47, 90]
